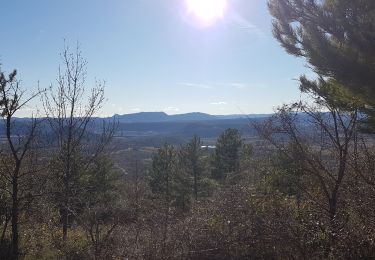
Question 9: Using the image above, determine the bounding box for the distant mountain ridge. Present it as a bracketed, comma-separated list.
[5, 112, 336, 139]
[3, 112, 272, 139]
[113, 112, 272, 123]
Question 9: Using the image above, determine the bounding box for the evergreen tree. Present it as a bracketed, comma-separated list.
[180, 135, 203, 201]
[212, 129, 243, 180]
[79, 156, 128, 259]
[149, 143, 191, 257]
[268, 0, 375, 118]
[150, 144, 191, 212]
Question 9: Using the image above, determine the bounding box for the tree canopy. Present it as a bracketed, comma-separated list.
[212, 128, 243, 180]
[268, 0, 375, 113]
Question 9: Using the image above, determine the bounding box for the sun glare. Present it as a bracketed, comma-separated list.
[186, 0, 227, 26]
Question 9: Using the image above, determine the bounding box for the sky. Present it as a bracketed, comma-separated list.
[0, 0, 313, 116]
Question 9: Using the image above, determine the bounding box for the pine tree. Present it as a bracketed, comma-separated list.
[212, 129, 243, 180]
[150, 144, 191, 212]
[268, 0, 375, 117]
[180, 135, 203, 201]
[149, 143, 191, 257]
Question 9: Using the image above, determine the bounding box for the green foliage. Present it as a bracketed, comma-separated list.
[150, 144, 191, 212]
[0, 69, 18, 116]
[212, 128, 243, 180]
[268, 0, 375, 119]
[47, 150, 87, 225]
[179, 135, 204, 200]
[150, 144, 176, 196]
[80, 155, 120, 207]
[267, 145, 304, 197]
[268, 0, 375, 94]
[299, 77, 365, 111]
[0, 157, 12, 255]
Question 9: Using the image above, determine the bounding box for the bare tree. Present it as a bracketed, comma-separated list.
[255, 96, 359, 257]
[0, 69, 41, 259]
[42, 44, 115, 241]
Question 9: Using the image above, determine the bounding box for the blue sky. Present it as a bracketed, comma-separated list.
[0, 0, 312, 116]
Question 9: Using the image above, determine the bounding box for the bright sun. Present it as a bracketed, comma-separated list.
[186, 0, 227, 25]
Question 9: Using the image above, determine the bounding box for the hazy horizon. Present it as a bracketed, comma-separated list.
[13, 110, 274, 119]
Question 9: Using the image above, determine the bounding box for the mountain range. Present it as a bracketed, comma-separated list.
[4, 112, 272, 139]
[112, 112, 272, 123]
[6, 112, 330, 140]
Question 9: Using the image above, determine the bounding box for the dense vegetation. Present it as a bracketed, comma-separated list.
[0, 0, 374, 259]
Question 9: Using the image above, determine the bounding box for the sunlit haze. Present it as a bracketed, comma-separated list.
[0, 0, 310, 117]
[186, 0, 227, 26]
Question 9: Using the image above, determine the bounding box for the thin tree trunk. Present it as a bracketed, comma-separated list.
[0, 215, 10, 246]
[161, 162, 170, 258]
[7, 114, 20, 260]
[62, 182, 69, 241]
[194, 171, 198, 201]
[62, 210, 68, 241]
[11, 166, 19, 260]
